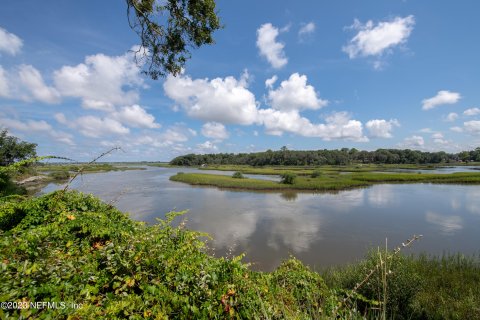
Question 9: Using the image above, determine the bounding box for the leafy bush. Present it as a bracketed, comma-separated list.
[49, 171, 70, 180]
[280, 172, 296, 184]
[0, 199, 27, 230]
[0, 172, 26, 197]
[311, 170, 322, 178]
[0, 191, 330, 319]
[232, 171, 245, 179]
[271, 258, 329, 317]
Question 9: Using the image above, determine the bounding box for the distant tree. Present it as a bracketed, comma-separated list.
[311, 170, 322, 178]
[0, 130, 37, 166]
[280, 172, 296, 185]
[475, 148, 480, 162]
[232, 171, 244, 179]
[459, 151, 470, 162]
[126, 0, 222, 79]
[0, 130, 37, 196]
[169, 147, 480, 167]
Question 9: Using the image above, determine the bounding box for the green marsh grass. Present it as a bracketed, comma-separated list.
[170, 171, 480, 192]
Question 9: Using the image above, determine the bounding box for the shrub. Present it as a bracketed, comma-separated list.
[271, 257, 328, 317]
[0, 191, 333, 319]
[322, 251, 424, 318]
[0, 200, 27, 230]
[0, 172, 26, 197]
[311, 170, 322, 178]
[232, 171, 245, 179]
[49, 171, 70, 180]
[280, 172, 296, 184]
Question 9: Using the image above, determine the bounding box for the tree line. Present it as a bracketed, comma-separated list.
[170, 146, 480, 166]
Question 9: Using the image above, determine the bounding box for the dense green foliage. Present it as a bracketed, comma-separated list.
[0, 130, 37, 167]
[0, 191, 330, 319]
[126, 0, 222, 79]
[1, 191, 479, 319]
[311, 170, 322, 178]
[323, 253, 480, 319]
[231, 171, 244, 179]
[280, 172, 296, 184]
[0, 131, 37, 197]
[0, 175, 25, 198]
[170, 147, 480, 166]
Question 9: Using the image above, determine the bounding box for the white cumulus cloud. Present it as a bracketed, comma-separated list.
[74, 116, 130, 138]
[54, 113, 68, 125]
[197, 140, 218, 153]
[161, 127, 190, 143]
[0, 117, 74, 145]
[17, 65, 61, 103]
[53, 50, 143, 108]
[0, 27, 23, 56]
[82, 100, 115, 112]
[112, 104, 160, 129]
[445, 112, 458, 122]
[343, 16, 415, 59]
[163, 72, 258, 125]
[0, 65, 60, 103]
[128, 125, 195, 148]
[422, 90, 461, 110]
[365, 119, 399, 138]
[298, 22, 315, 37]
[201, 122, 229, 140]
[258, 110, 368, 142]
[265, 75, 278, 89]
[464, 121, 480, 135]
[450, 126, 463, 133]
[0, 118, 51, 132]
[399, 135, 425, 148]
[267, 73, 328, 111]
[0, 66, 8, 97]
[164, 71, 370, 142]
[464, 107, 480, 116]
[256, 23, 288, 69]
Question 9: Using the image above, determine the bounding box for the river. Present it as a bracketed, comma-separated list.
[40, 166, 480, 271]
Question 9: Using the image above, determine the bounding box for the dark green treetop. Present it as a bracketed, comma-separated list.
[126, 0, 222, 79]
[0, 130, 37, 167]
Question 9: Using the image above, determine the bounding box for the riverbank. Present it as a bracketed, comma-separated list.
[0, 190, 478, 319]
[170, 170, 480, 192]
[14, 163, 145, 194]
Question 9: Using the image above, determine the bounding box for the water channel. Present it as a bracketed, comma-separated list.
[40, 166, 480, 271]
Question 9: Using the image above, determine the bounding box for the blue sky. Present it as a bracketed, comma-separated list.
[0, 0, 479, 161]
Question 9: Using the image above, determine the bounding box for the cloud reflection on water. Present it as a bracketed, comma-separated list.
[465, 189, 480, 215]
[367, 185, 396, 207]
[425, 211, 463, 235]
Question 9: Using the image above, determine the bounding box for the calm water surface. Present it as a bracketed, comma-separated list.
[40, 166, 480, 271]
[387, 166, 480, 174]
